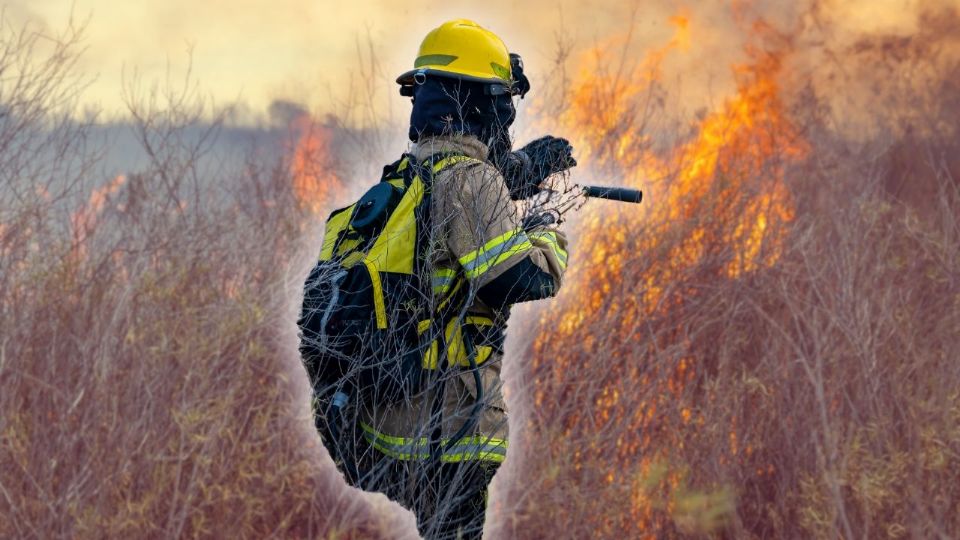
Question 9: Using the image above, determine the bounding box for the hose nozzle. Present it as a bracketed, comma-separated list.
[582, 185, 643, 204]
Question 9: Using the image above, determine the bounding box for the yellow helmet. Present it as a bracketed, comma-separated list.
[397, 19, 512, 86]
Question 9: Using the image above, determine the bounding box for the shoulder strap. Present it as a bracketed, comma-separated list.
[412, 151, 483, 187]
[379, 156, 407, 181]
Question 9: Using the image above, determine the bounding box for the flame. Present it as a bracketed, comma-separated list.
[547, 18, 806, 316]
[527, 13, 807, 532]
[289, 114, 343, 215]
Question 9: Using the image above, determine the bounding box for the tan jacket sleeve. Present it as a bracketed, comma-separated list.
[441, 160, 568, 290]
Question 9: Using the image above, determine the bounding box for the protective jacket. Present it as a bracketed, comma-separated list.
[358, 134, 568, 464]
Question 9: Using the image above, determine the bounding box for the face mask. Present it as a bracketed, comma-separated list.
[408, 77, 516, 155]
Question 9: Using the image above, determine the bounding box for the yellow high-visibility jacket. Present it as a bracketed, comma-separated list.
[359, 134, 569, 464]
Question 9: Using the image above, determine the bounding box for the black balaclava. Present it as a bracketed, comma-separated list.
[408, 76, 516, 163]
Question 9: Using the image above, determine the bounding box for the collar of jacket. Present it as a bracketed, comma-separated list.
[411, 135, 489, 164]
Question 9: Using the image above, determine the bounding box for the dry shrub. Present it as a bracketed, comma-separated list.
[489, 7, 960, 540]
[0, 18, 416, 539]
[4, 6, 959, 540]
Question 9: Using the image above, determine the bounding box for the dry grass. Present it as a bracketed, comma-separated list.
[487, 10, 960, 540]
[3, 6, 960, 540]
[0, 18, 417, 539]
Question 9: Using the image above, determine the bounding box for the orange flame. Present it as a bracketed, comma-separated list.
[289, 114, 343, 215]
[553, 17, 804, 316]
[528, 13, 807, 532]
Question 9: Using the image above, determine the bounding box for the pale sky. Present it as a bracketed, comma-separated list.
[5, 0, 942, 123]
[10, 0, 670, 120]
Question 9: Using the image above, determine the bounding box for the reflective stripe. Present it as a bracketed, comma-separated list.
[432, 155, 477, 173]
[418, 315, 496, 370]
[363, 260, 388, 329]
[417, 319, 440, 369]
[528, 230, 568, 270]
[431, 268, 458, 295]
[464, 315, 493, 326]
[360, 422, 507, 463]
[437, 277, 464, 312]
[431, 276, 452, 294]
[458, 228, 534, 280]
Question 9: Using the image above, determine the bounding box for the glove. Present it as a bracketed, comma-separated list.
[521, 210, 560, 230]
[500, 136, 577, 200]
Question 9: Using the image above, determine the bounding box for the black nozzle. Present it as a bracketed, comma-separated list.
[582, 185, 643, 204]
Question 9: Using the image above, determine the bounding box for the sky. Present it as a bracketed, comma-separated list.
[6, 0, 665, 120]
[5, 0, 949, 123]
[4, 0, 761, 121]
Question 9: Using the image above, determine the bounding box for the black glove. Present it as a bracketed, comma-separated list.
[500, 136, 577, 200]
[521, 210, 560, 230]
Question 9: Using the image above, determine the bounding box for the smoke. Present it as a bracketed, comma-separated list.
[268, 99, 310, 127]
[800, 1, 960, 138]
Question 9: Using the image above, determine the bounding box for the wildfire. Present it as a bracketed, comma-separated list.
[557, 20, 803, 309]
[528, 13, 807, 534]
[289, 114, 343, 215]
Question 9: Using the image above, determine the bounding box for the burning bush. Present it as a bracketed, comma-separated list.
[489, 4, 960, 539]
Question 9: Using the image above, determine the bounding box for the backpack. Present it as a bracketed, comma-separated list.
[298, 152, 478, 406]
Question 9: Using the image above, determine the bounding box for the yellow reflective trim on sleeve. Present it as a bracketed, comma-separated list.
[458, 229, 514, 267]
[458, 228, 535, 280]
[363, 259, 388, 329]
[431, 267, 459, 295]
[528, 230, 568, 270]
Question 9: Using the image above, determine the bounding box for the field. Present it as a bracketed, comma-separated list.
[2, 3, 958, 539]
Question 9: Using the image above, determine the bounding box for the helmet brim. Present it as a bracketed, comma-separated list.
[396, 67, 510, 87]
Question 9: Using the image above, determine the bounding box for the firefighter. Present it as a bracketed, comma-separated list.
[353, 19, 576, 539]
